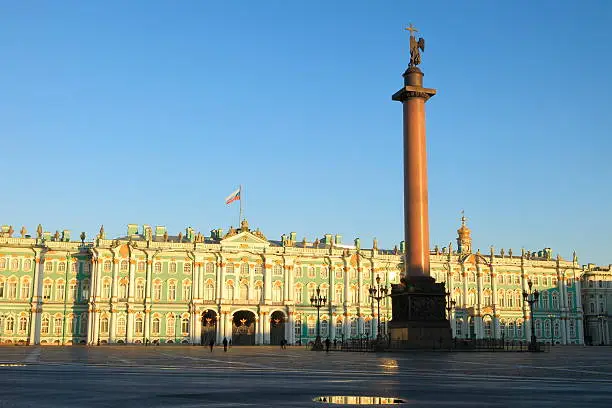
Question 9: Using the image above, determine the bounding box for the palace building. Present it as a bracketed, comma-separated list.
[0, 219, 606, 346]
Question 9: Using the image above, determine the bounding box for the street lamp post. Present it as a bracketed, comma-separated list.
[523, 280, 540, 351]
[369, 275, 388, 343]
[310, 286, 326, 351]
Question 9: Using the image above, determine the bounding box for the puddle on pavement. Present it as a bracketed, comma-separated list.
[314, 396, 407, 405]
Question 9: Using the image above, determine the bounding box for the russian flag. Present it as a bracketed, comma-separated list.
[225, 187, 241, 205]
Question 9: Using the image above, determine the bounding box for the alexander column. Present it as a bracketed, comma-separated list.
[388, 25, 452, 348]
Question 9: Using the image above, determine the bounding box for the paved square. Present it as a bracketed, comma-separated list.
[1, 345, 611, 407]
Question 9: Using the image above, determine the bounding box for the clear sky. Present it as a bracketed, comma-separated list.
[1, 1, 611, 265]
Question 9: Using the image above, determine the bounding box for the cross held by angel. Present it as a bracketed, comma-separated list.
[406, 23, 425, 67]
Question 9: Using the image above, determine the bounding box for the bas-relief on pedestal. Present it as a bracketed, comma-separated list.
[388, 25, 452, 348]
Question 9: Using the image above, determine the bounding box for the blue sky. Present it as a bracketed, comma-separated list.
[1, 1, 611, 265]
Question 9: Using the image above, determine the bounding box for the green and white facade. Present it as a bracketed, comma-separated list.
[0, 220, 594, 346]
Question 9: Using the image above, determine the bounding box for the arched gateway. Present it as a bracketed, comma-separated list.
[269, 311, 286, 345]
[232, 311, 256, 345]
[201, 310, 217, 345]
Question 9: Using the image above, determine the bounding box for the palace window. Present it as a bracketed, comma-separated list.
[81, 280, 90, 300]
[152, 317, 160, 335]
[120, 260, 128, 272]
[467, 292, 475, 306]
[137, 261, 145, 272]
[272, 265, 283, 276]
[58, 263, 66, 273]
[168, 282, 176, 301]
[295, 266, 303, 278]
[498, 290, 505, 307]
[118, 282, 127, 300]
[226, 282, 235, 300]
[103, 261, 111, 272]
[204, 283, 215, 300]
[5, 316, 14, 333]
[135, 316, 143, 335]
[7, 281, 17, 299]
[335, 286, 343, 303]
[272, 284, 282, 302]
[72, 262, 77, 273]
[364, 320, 371, 337]
[308, 267, 315, 279]
[153, 283, 162, 301]
[255, 284, 263, 302]
[206, 262, 214, 275]
[507, 322, 515, 339]
[69, 281, 78, 301]
[0, 258, 6, 269]
[294, 316, 302, 340]
[166, 316, 175, 336]
[307, 317, 316, 337]
[240, 263, 249, 276]
[45, 262, 53, 272]
[102, 280, 111, 298]
[497, 275, 503, 284]
[54, 317, 63, 336]
[516, 321, 524, 339]
[553, 321, 560, 338]
[43, 282, 52, 300]
[154, 262, 162, 273]
[567, 294, 573, 309]
[182, 283, 191, 301]
[24, 259, 32, 271]
[469, 273, 476, 283]
[181, 317, 189, 335]
[117, 317, 126, 336]
[41, 317, 50, 335]
[21, 279, 30, 299]
[101, 317, 109, 334]
[552, 292, 559, 309]
[350, 286, 358, 304]
[484, 273, 491, 283]
[484, 319, 492, 338]
[350, 319, 357, 338]
[335, 268, 343, 279]
[170, 263, 177, 274]
[239, 283, 248, 300]
[69, 316, 77, 334]
[56, 281, 65, 301]
[79, 316, 87, 335]
[19, 316, 28, 333]
[321, 267, 329, 279]
[514, 292, 522, 308]
[483, 291, 492, 306]
[183, 263, 191, 274]
[226, 264, 234, 274]
[11, 259, 19, 270]
[535, 320, 542, 337]
[541, 292, 549, 309]
[336, 319, 344, 339]
[569, 320, 576, 338]
[350, 269, 357, 280]
[135, 281, 145, 300]
[321, 319, 329, 337]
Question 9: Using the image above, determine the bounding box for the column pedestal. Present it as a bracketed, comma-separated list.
[388, 276, 452, 349]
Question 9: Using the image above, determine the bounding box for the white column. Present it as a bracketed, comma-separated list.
[283, 267, 289, 301]
[493, 316, 500, 339]
[109, 309, 116, 343]
[126, 311, 134, 343]
[248, 267, 255, 301]
[577, 317, 585, 344]
[288, 312, 295, 344]
[262, 312, 270, 344]
[128, 260, 135, 300]
[461, 266, 468, 308]
[559, 317, 567, 345]
[256, 314, 263, 344]
[224, 312, 231, 340]
[264, 264, 272, 302]
[216, 312, 224, 344]
[474, 316, 483, 339]
[217, 261, 225, 302]
[144, 310, 150, 342]
[31, 256, 44, 345]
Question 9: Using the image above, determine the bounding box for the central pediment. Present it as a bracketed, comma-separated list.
[221, 231, 270, 249]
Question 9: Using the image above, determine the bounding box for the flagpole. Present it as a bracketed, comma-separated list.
[239, 185, 243, 226]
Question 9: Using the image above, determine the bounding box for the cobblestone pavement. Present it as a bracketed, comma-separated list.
[0, 345, 611, 407]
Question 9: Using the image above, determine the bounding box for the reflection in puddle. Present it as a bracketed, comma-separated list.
[314, 396, 407, 405]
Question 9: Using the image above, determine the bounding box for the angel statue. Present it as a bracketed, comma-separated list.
[406, 24, 425, 67]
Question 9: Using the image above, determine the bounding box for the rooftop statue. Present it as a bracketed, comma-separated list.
[37, 224, 43, 239]
[406, 23, 425, 68]
[20, 226, 27, 238]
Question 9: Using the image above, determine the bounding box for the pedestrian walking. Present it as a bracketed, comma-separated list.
[333, 339, 337, 349]
[229, 339, 232, 348]
[209, 338, 214, 352]
[223, 337, 228, 352]
[325, 338, 331, 353]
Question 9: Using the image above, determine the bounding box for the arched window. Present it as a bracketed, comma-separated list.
[553, 320, 560, 338]
[69, 315, 77, 333]
[321, 267, 329, 279]
[497, 274, 503, 284]
[364, 319, 371, 337]
[507, 321, 515, 339]
[41, 316, 50, 334]
[226, 263, 234, 274]
[103, 261, 111, 272]
[483, 290, 492, 306]
[541, 292, 549, 309]
[204, 283, 215, 300]
[544, 320, 552, 337]
[117, 317, 126, 336]
[120, 260, 128, 272]
[11, 258, 19, 270]
[54, 316, 63, 335]
[350, 286, 358, 304]
[336, 319, 343, 339]
[118, 281, 128, 300]
[168, 281, 176, 301]
[498, 290, 505, 307]
[7, 280, 17, 299]
[58, 262, 66, 272]
[335, 268, 343, 279]
[516, 320, 523, 339]
[294, 316, 302, 341]
[535, 319, 542, 337]
[254, 264, 262, 275]
[79, 315, 87, 335]
[19, 316, 28, 333]
[101, 317, 109, 334]
[506, 291, 513, 307]
[0, 258, 7, 270]
[226, 282, 235, 300]
[552, 292, 560, 309]
[152, 317, 161, 335]
[294, 266, 302, 278]
[308, 267, 315, 279]
[154, 262, 162, 273]
[321, 319, 329, 337]
[469, 273, 476, 283]
[81, 279, 90, 300]
[239, 283, 248, 300]
[483, 318, 492, 338]
[24, 259, 32, 271]
[137, 261, 145, 272]
[181, 317, 189, 335]
[484, 273, 491, 283]
[514, 291, 522, 308]
[206, 262, 214, 274]
[350, 318, 357, 338]
[135, 316, 144, 334]
[456, 318, 464, 337]
[166, 316, 175, 336]
[45, 261, 53, 272]
[272, 283, 282, 302]
[467, 292, 476, 306]
[169, 263, 177, 274]
[183, 262, 191, 274]
[0, 278, 4, 298]
[307, 316, 316, 337]
[56, 280, 65, 301]
[5, 316, 14, 333]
